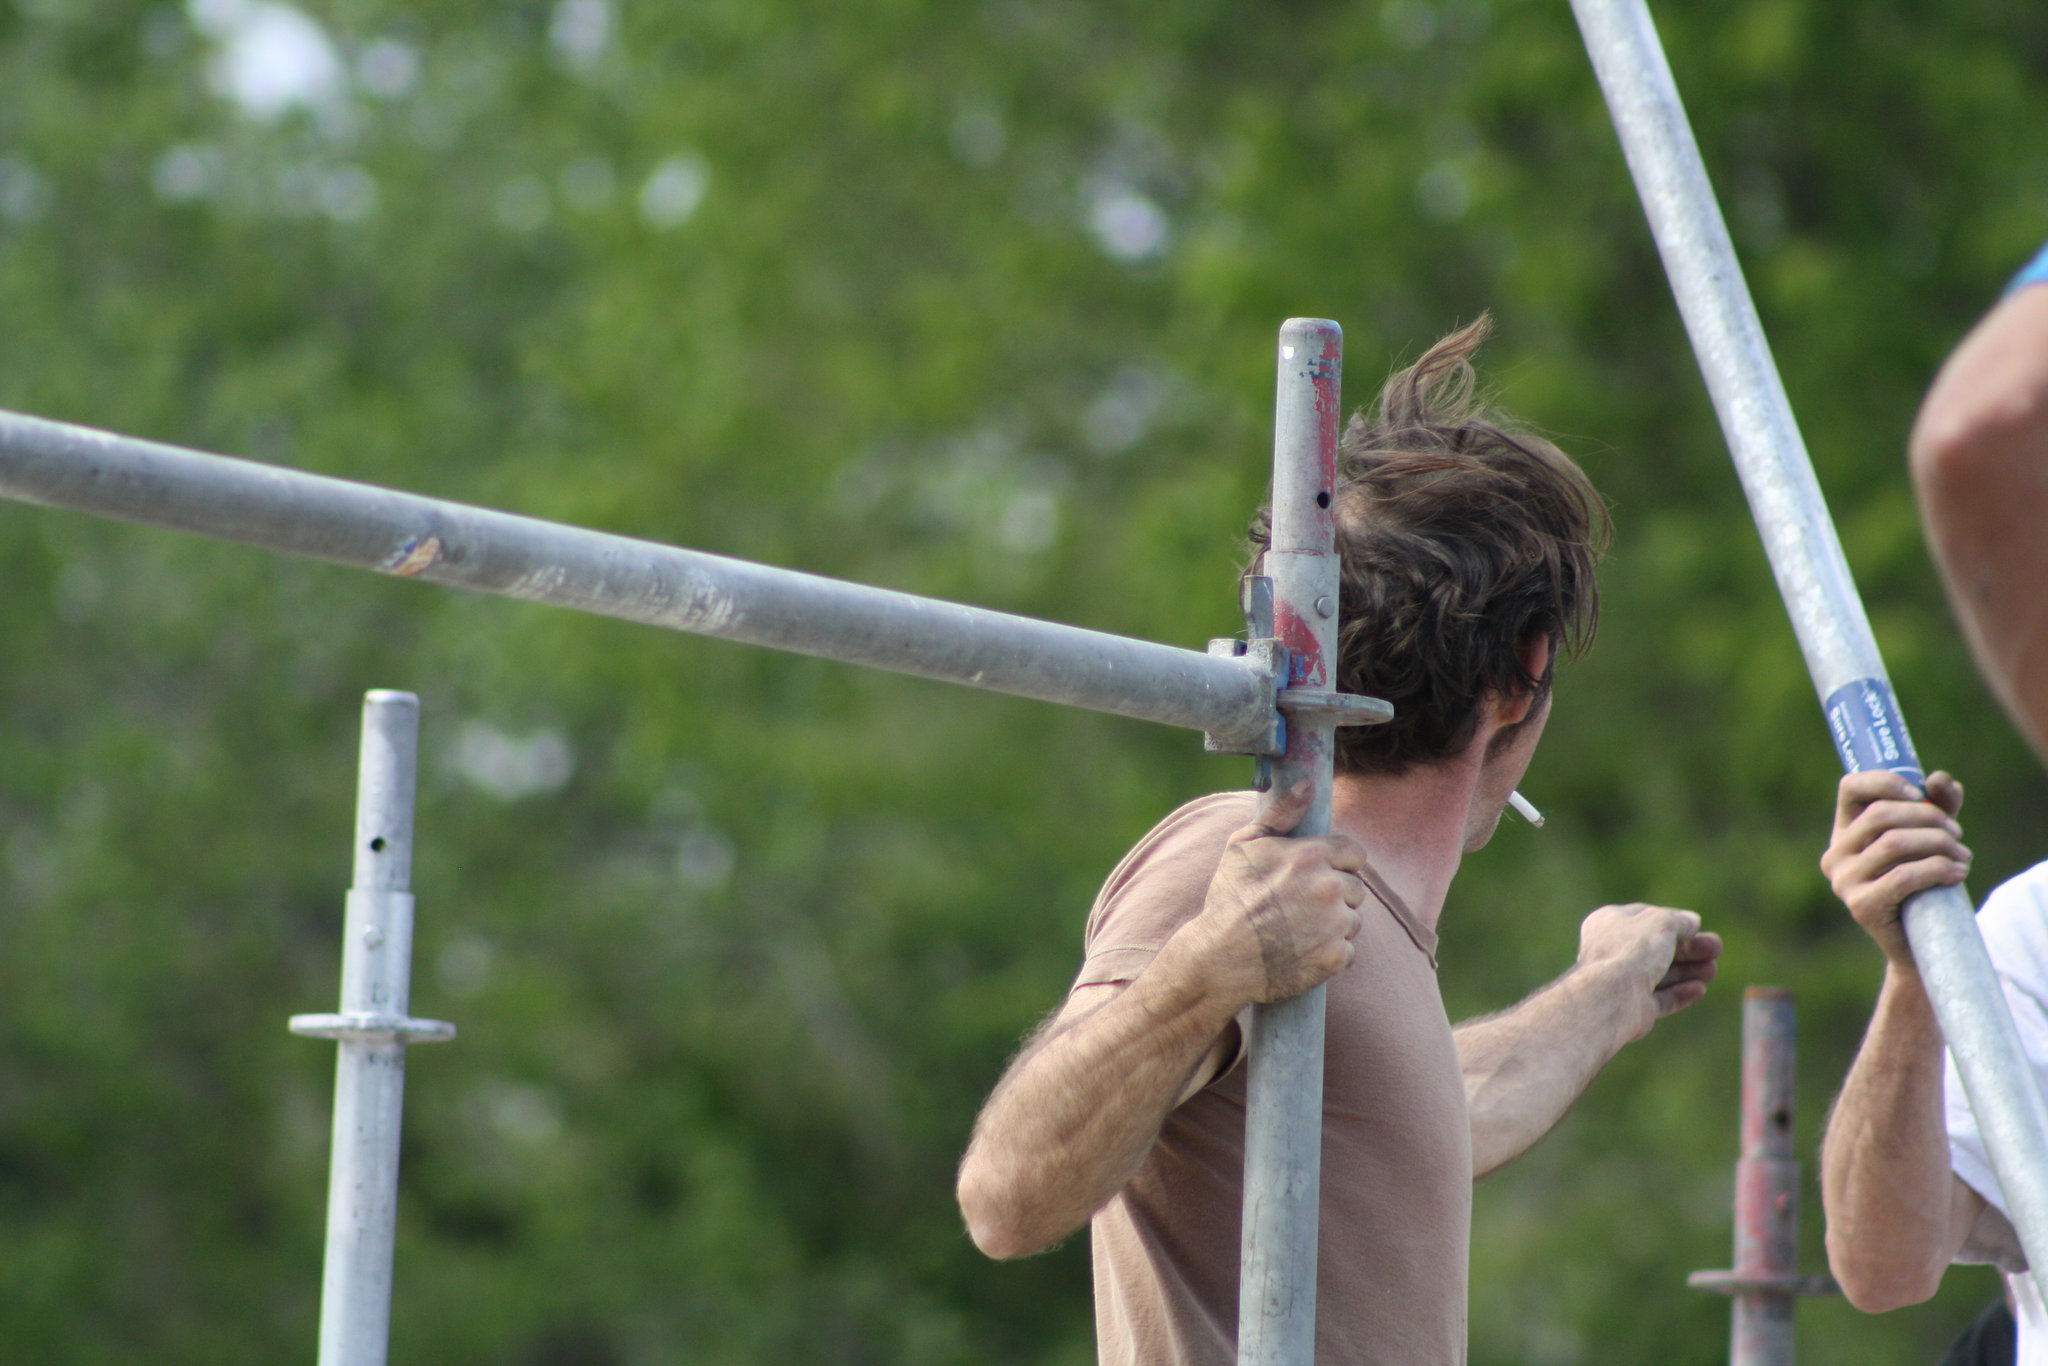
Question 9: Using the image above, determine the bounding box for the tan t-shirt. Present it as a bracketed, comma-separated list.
[1080, 791, 1470, 1366]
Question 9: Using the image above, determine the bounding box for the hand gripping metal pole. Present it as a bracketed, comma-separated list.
[290, 692, 454, 1366]
[1570, 0, 2048, 1305]
[1237, 319, 1344, 1366]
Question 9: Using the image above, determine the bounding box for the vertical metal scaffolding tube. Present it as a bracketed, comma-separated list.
[1569, 0, 2048, 1306]
[1689, 989, 1836, 1366]
[1237, 318, 1344, 1366]
[290, 692, 455, 1366]
[1730, 989, 1801, 1366]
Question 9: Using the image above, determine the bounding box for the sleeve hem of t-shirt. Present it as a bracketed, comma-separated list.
[1073, 944, 1165, 989]
[1210, 1003, 1255, 1083]
[1070, 949, 1254, 1095]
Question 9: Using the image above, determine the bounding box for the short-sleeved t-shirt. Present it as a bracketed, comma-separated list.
[1078, 791, 1471, 1366]
[1943, 862, 2048, 1366]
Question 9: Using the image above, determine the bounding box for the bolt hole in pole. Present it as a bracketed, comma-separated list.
[369, 837, 386, 852]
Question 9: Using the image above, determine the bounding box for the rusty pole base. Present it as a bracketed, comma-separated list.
[1690, 987, 1839, 1366]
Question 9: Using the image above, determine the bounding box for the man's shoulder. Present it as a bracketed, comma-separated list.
[1147, 790, 1259, 844]
[1118, 790, 1259, 876]
[1100, 790, 1256, 886]
[1080, 791, 1256, 953]
[1985, 861, 2048, 907]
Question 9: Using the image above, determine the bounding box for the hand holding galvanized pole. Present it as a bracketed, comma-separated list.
[1568, 0, 2048, 1307]
[1236, 319, 1344, 1366]
[290, 692, 454, 1366]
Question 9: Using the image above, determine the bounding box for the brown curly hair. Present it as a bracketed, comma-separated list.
[1246, 315, 1610, 774]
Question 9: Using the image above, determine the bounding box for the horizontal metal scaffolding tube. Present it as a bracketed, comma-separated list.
[0, 409, 1276, 747]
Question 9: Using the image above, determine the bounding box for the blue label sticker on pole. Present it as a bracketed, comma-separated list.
[1822, 676, 1924, 787]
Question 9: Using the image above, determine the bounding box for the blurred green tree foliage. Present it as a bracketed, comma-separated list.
[1, 0, 2045, 1361]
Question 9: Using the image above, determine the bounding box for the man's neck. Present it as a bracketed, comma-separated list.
[1328, 757, 1490, 933]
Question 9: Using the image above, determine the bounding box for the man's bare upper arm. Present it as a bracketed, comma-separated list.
[1911, 285, 2048, 760]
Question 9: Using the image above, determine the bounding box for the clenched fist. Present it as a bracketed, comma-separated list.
[1187, 779, 1370, 1004]
[1576, 903, 1723, 1041]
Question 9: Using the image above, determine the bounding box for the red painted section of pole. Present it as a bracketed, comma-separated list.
[1732, 988, 1798, 1366]
[1689, 988, 1835, 1365]
[1237, 319, 1344, 1366]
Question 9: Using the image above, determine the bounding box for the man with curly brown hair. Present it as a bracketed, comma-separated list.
[955, 317, 1724, 1366]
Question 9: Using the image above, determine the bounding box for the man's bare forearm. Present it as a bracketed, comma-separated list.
[1458, 904, 1714, 1177]
[1457, 961, 1643, 1178]
[955, 931, 1242, 1259]
[1820, 965, 1978, 1311]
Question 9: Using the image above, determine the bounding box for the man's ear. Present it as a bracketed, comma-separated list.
[1493, 635, 1553, 728]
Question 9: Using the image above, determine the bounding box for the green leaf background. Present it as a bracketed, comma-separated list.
[2, 0, 2045, 1360]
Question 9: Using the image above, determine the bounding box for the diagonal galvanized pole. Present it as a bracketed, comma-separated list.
[1569, 0, 2048, 1306]
[1237, 318, 1344, 1366]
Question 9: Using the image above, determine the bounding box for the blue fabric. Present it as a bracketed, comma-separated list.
[2008, 240, 2048, 295]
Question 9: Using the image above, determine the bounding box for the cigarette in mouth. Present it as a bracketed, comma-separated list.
[1508, 790, 1544, 827]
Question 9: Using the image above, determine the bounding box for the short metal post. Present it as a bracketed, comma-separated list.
[1237, 318, 1344, 1366]
[290, 692, 454, 1366]
[1689, 988, 1835, 1366]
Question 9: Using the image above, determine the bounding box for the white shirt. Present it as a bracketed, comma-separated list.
[1943, 861, 2048, 1364]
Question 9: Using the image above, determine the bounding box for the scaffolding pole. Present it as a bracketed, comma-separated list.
[0, 409, 1297, 753]
[289, 692, 454, 1366]
[0, 326, 1391, 1361]
[1236, 319, 1345, 1366]
[1570, 0, 2048, 1306]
